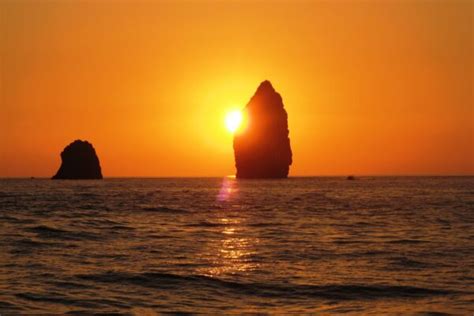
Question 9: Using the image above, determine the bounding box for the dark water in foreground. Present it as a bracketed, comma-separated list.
[0, 177, 473, 315]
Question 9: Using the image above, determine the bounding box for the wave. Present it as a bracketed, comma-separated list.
[185, 221, 224, 227]
[387, 257, 433, 269]
[0, 300, 21, 311]
[0, 215, 35, 224]
[76, 271, 456, 300]
[25, 225, 100, 241]
[387, 239, 429, 244]
[15, 292, 129, 310]
[12, 238, 65, 249]
[140, 206, 189, 213]
[248, 222, 283, 227]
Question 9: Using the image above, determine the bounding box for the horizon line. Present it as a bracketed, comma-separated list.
[1, 174, 473, 179]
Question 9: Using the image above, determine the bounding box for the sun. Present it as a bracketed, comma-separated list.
[225, 110, 243, 133]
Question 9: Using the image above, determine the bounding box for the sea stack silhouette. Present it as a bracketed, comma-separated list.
[233, 80, 292, 178]
[52, 140, 103, 179]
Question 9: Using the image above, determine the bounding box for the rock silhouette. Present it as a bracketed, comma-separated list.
[233, 80, 292, 178]
[52, 140, 103, 179]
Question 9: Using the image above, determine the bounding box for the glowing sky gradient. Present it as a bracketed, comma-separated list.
[1, 0, 472, 177]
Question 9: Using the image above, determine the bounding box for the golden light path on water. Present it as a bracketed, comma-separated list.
[198, 177, 259, 277]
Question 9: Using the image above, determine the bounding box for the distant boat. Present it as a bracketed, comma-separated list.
[347, 175, 356, 180]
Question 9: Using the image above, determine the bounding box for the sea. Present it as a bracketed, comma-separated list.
[0, 177, 473, 315]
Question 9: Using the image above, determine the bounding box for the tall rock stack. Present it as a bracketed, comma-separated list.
[233, 80, 292, 178]
[52, 140, 103, 179]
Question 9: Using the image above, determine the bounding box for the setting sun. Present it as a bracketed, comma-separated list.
[225, 110, 243, 133]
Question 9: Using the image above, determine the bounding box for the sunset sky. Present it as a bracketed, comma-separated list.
[1, 0, 472, 177]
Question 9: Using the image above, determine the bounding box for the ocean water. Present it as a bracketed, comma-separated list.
[0, 177, 473, 315]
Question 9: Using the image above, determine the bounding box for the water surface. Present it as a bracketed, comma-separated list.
[0, 177, 473, 314]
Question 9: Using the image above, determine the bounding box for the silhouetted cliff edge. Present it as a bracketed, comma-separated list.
[233, 80, 292, 178]
[52, 140, 103, 179]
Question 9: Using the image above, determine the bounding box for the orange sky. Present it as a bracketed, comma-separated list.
[1, 0, 473, 177]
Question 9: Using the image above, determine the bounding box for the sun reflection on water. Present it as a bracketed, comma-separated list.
[198, 177, 259, 277]
[217, 176, 238, 202]
[204, 222, 259, 277]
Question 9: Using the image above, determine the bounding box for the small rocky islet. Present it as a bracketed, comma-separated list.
[52, 140, 103, 180]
